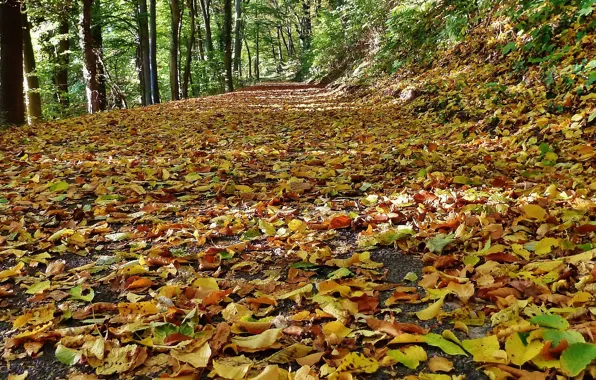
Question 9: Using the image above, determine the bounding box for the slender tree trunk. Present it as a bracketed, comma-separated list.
[81, 0, 100, 113]
[244, 35, 251, 79]
[0, 0, 25, 126]
[136, 44, 147, 105]
[56, 16, 70, 108]
[92, 0, 107, 111]
[182, 0, 196, 98]
[169, 0, 181, 100]
[23, 8, 42, 122]
[276, 26, 284, 63]
[300, 0, 312, 50]
[287, 26, 294, 56]
[149, 0, 161, 103]
[195, 3, 205, 61]
[138, 0, 152, 105]
[199, 0, 213, 56]
[223, 0, 233, 92]
[233, 0, 242, 72]
[255, 22, 260, 80]
[280, 26, 289, 56]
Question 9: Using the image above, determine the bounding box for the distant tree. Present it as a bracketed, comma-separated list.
[81, 0, 101, 113]
[149, 0, 160, 103]
[223, 0, 234, 91]
[0, 0, 25, 126]
[169, 0, 182, 100]
[23, 6, 42, 122]
[137, 0, 152, 105]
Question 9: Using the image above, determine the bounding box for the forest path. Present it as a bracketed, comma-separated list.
[1, 82, 593, 378]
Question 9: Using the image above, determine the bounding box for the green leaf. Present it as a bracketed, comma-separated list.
[424, 333, 467, 356]
[561, 343, 596, 376]
[69, 285, 95, 302]
[530, 314, 569, 330]
[49, 181, 69, 192]
[387, 346, 427, 369]
[502, 42, 517, 55]
[589, 110, 596, 123]
[542, 329, 585, 347]
[55, 344, 81, 365]
[258, 219, 277, 236]
[403, 272, 418, 282]
[328, 268, 354, 280]
[426, 233, 455, 253]
[241, 227, 262, 241]
[185, 172, 202, 182]
[0, 198, 8, 204]
[105, 232, 132, 242]
[290, 261, 318, 269]
[26, 280, 51, 295]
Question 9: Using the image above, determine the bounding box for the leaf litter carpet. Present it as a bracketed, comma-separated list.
[1, 83, 596, 379]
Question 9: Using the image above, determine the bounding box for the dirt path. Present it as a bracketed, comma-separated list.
[1, 83, 594, 379]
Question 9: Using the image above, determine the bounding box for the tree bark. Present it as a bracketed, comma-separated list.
[23, 8, 42, 122]
[233, 0, 242, 72]
[300, 0, 312, 50]
[198, 0, 213, 57]
[0, 0, 25, 126]
[169, 0, 181, 100]
[223, 0, 233, 92]
[55, 15, 70, 108]
[195, 0, 205, 61]
[138, 0, 152, 105]
[81, 0, 100, 113]
[149, 0, 161, 103]
[182, 0, 196, 98]
[255, 22, 260, 80]
[92, 0, 107, 111]
[244, 35, 251, 79]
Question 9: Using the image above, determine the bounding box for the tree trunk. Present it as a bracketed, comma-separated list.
[0, 0, 25, 126]
[149, 0, 161, 103]
[91, 0, 107, 111]
[138, 0, 152, 105]
[276, 26, 284, 63]
[287, 26, 294, 56]
[300, 0, 312, 50]
[23, 8, 42, 122]
[195, 1, 205, 62]
[198, 0, 213, 57]
[255, 22, 260, 80]
[169, 0, 181, 100]
[55, 16, 70, 108]
[244, 35, 251, 79]
[81, 0, 100, 113]
[223, 0, 233, 92]
[233, 0, 242, 72]
[182, 0, 196, 98]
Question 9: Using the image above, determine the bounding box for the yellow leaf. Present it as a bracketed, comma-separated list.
[322, 321, 352, 340]
[461, 335, 507, 363]
[249, 365, 283, 380]
[192, 277, 220, 289]
[427, 356, 453, 372]
[294, 366, 318, 380]
[534, 237, 559, 256]
[446, 282, 474, 303]
[8, 372, 28, 380]
[416, 296, 445, 321]
[384, 346, 427, 369]
[118, 302, 159, 316]
[171, 343, 211, 368]
[505, 333, 543, 366]
[266, 344, 311, 364]
[212, 356, 253, 380]
[0, 262, 25, 280]
[329, 353, 379, 380]
[231, 328, 283, 350]
[222, 303, 252, 323]
[522, 204, 547, 221]
[288, 219, 307, 233]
